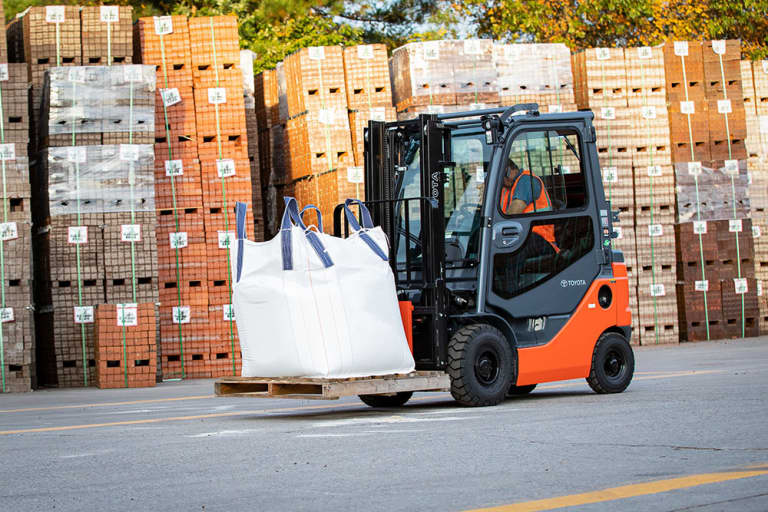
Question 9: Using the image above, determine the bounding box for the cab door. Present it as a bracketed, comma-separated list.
[484, 124, 603, 346]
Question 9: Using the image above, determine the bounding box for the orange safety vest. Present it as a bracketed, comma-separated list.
[500, 170, 559, 253]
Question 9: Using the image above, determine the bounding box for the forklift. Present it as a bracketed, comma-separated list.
[216, 104, 634, 407]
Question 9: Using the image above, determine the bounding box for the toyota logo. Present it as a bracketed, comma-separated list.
[560, 280, 568, 287]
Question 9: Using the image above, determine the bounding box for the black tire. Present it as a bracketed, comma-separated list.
[448, 324, 514, 407]
[507, 384, 537, 396]
[358, 392, 413, 408]
[586, 332, 634, 394]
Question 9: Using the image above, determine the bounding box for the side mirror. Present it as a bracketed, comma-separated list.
[481, 115, 501, 145]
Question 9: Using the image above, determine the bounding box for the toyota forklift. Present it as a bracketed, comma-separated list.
[215, 104, 634, 407]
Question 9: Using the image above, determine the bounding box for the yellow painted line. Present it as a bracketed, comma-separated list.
[0, 395, 216, 414]
[538, 369, 725, 390]
[466, 467, 768, 512]
[0, 394, 452, 435]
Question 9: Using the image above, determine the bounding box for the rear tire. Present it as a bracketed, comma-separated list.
[358, 392, 413, 408]
[507, 384, 536, 396]
[586, 332, 634, 394]
[448, 324, 513, 407]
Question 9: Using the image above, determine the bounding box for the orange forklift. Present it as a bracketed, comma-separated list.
[216, 104, 634, 407]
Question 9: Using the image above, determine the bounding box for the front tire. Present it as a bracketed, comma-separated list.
[448, 324, 513, 407]
[586, 332, 634, 394]
[358, 392, 413, 408]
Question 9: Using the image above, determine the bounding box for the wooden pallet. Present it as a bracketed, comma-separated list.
[215, 371, 450, 400]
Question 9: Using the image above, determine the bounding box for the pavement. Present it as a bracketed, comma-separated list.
[1, 337, 768, 511]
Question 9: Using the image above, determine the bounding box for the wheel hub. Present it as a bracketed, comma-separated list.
[604, 350, 624, 378]
[475, 350, 500, 385]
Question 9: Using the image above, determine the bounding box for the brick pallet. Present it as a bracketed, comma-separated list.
[94, 303, 156, 388]
[495, 43, 575, 109]
[81, 6, 133, 66]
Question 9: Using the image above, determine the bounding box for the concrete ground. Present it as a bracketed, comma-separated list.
[1, 337, 768, 512]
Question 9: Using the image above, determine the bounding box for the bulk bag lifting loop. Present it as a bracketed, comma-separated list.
[342, 198, 388, 261]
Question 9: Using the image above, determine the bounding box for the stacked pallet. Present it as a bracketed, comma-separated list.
[496, 43, 576, 112]
[94, 303, 156, 388]
[666, 40, 758, 341]
[253, 68, 280, 234]
[81, 6, 133, 66]
[32, 62, 158, 388]
[241, 50, 265, 241]
[0, 60, 34, 392]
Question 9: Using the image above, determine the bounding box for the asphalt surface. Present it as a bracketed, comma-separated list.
[2, 337, 768, 512]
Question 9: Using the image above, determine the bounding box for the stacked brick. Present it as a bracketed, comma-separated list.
[94, 303, 156, 388]
[241, 50, 264, 241]
[664, 41, 759, 341]
[135, 15, 249, 379]
[0, 59, 34, 392]
[742, 60, 768, 331]
[81, 6, 133, 66]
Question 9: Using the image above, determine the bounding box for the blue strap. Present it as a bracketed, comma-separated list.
[235, 202, 247, 282]
[343, 198, 388, 261]
[281, 197, 334, 270]
[300, 204, 323, 233]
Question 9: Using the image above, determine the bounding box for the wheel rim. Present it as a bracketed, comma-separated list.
[474, 348, 500, 385]
[603, 349, 625, 380]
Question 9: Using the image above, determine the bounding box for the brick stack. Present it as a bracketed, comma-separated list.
[254, 68, 281, 234]
[241, 50, 264, 241]
[7, 6, 82, 150]
[0, 58, 34, 392]
[81, 6, 133, 66]
[666, 40, 758, 341]
[94, 303, 156, 388]
[743, 60, 768, 331]
[495, 43, 576, 112]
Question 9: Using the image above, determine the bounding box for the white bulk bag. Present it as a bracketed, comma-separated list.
[231, 197, 415, 378]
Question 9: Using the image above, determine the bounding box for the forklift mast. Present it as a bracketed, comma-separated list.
[339, 104, 620, 372]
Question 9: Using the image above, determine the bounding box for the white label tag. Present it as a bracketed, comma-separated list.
[357, 45, 374, 60]
[165, 160, 184, 176]
[46, 6, 66, 23]
[734, 278, 748, 294]
[638, 47, 653, 59]
[67, 147, 87, 164]
[760, 116, 768, 134]
[753, 226, 761, 238]
[222, 304, 235, 321]
[68, 226, 88, 244]
[747, 172, 753, 185]
[614, 226, 623, 239]
[758, 281, 763, 297]
[100, 6, 119, 23]
[74, 306, 94, 324]
[687, 161, 702, 176]
[695, 280, 709, 292]
[308, 47, 325, 60]
[161, 88, 181, 107]
[119, 144, 140, 162]
[647, 165, 662, 177]
[347, 166, 364, 184]
[723, 159, 739, 175]
[369, 107, 386, 122]
[729, 219, 743, 233]
[596, 48, 611, 61]
[0, 144, 16, 161]
[717, 99, 732, 114]
[674, 41, 689, 57]
[604, 166, 618, 183]
[425, 105, 444, 114]
[680, 101, 695, 114]
[464, 40, 483, 55]
[650, 283, 666, 297]
[0, 222, 18, 241]
[208, 88, 227, 105]
[601, 107, 616, 120]
[0, 307, 14, 323]
[218, 231, 235, 249]
[423, 42, 440, 60]
[124, 65, 143, 82]
[68, 67, 86, 83]
[116, 304, 138, 327]
[641, 106, 657, 120]
[763, 61, 768, 74]
[154, 16, 173, 35]
[548, 104, 563, 113]
[561, 165, 571, 173]
[216, 159, 236, 178]
[693, 220, 707, 234]
[0, 64, 9, 82]
[121, 224, 141, 242]
[172, 306, 191, 324]
[712, 40, 726, 55]
[648, 224, 663, 237]
[469, 103, 486, 111]
[169, 232, 188, 249]
[318, 108, 335, 125]
[475, 165, 485, 182]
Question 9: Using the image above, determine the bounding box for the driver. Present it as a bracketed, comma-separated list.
[499, 159, 559, 254]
